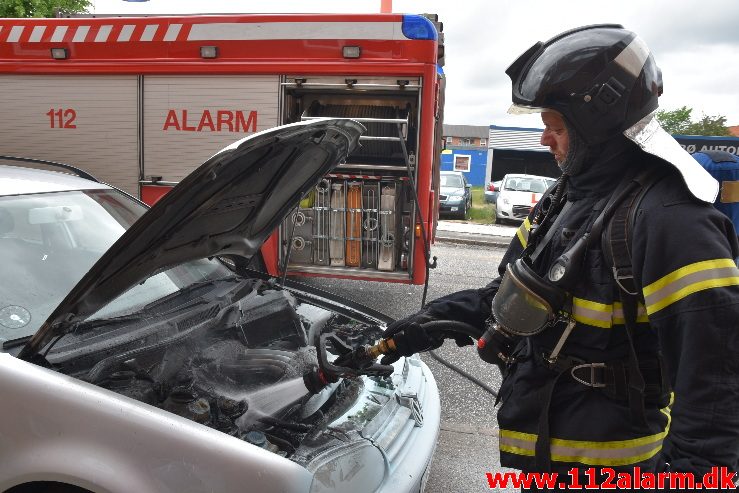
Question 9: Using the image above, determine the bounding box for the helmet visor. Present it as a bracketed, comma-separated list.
[507, 104, 545, 115]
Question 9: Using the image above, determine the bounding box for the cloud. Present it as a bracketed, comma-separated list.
[91, 0, 739, 128]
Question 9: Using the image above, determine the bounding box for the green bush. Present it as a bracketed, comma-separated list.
[467, 186, 495, 224]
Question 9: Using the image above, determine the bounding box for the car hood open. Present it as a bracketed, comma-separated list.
[20, 119, 363, 359]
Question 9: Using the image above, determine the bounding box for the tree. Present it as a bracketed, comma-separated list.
[0, 0, 91, 17]
[685, 113, 731, 137]
[656, 105, 730, 136]
[655, 106, 693, 134]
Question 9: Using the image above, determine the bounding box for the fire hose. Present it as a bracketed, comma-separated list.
[303, 320, 498, 397]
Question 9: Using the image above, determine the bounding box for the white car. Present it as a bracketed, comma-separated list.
[495, 173, 557, 224]
[0, 120, 440, 493]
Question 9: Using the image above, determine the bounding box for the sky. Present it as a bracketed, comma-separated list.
[91, 0, 739, 130]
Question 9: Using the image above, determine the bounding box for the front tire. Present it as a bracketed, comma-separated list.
[459, 201, 468, 220]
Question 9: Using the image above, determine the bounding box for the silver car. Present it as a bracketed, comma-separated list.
[0, 120, 439, 493]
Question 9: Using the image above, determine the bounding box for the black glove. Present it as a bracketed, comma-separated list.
[380, 312, 443, 365]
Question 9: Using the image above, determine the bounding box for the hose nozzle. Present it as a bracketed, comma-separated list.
[364, 338, 397, 360]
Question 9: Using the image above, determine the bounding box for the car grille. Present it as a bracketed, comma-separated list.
[362, 358, 429, 462]
[512, 205, 532, 218]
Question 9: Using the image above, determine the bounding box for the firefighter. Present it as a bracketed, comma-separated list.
[381, 25, 739, 480]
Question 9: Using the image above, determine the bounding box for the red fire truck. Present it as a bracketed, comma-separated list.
[0, 13, 445, 285]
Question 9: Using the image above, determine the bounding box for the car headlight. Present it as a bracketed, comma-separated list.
[309, 442, 385, 492]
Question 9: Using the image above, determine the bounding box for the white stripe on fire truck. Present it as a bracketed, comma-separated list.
[95, 25, 113, 42]
[118, 25, 135, 42]
[2, 20, 404, 43]
[141, 24, 158, 42]
[8, 26, 23, 42]
[187, 22, 402, 41]
[73, 26, 90, 43]
[29, 26, 45, 42]
[164, 24, 183, 42]
[51, 26, 68, 42]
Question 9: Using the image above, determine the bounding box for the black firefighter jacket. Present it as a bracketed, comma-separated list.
[423, 147, 739, 475]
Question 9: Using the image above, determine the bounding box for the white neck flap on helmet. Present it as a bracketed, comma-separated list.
[624, 113, 718, 203]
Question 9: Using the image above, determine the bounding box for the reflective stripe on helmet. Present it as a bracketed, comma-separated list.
[571, 298, 648, 329]
[613, 35, 650, 78]
[643, 258, 739, 315]
[500, 395, 673, 466]
[516, 217, 532, 248]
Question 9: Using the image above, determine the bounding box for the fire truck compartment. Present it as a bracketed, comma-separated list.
[278, 77, 421, 280]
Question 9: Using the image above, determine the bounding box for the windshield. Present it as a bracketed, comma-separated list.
[441, 174, 463, 188]
[0, 189, 230, 342]
[503, 177, 549, 193]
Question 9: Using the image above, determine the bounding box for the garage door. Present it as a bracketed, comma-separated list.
[0, 75, 139, 195]
[143, 75, 279, 182]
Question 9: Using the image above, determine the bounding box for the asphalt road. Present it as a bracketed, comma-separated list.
[305, 241, 520, 493]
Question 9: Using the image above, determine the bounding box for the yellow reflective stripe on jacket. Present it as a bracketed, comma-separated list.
[643, 259, 739, 315]
[499, 396, 673, 466]
[516, 217, 532, 249]
[572, 298, 648, 329]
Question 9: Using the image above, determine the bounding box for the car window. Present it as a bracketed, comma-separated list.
[0, 189, 145, 340]
[440, 174, 463, 188]
[0, 189, 231, 342]
[89, 259, 231, 321]
[530, 180, 547, 193]
[504, 177, 550, 193]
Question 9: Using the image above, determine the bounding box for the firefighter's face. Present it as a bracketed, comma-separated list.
[540, 112, 569, 165]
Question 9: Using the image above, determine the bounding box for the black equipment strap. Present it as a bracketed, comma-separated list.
[602, 165, 667, 426]
[603, 166, 667, 296]
[534, 365, 571, 471]
[530, 200, 573, 262]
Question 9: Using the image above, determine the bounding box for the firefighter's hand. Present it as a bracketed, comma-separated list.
[380, 314, 442, 365]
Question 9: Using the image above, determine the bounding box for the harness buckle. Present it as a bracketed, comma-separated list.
[571, 362, 608, 388]
[612, 267, 639, 296]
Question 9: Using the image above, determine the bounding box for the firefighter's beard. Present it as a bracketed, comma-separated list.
[558, 119, 588, 176]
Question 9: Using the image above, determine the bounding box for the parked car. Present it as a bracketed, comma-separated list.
[484, 180, 502, 204]
[439, 171, 472, 219]
[495, 173, 557, 223]
[0, 120, 440, 493]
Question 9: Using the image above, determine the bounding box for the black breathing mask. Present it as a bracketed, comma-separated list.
[478, 174, 643, 368]
[492, 258, 569, 336]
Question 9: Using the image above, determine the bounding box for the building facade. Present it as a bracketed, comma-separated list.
[441, 124, 489, 185]
[442, 123, 739, 187]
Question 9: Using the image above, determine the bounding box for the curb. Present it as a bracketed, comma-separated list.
[434, 233, 512, 249]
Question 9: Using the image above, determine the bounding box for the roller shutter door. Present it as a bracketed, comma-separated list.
[0, 75, 139, 195]
[143, 75, 279, 182]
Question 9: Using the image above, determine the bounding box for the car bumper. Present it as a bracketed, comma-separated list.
[375, 357, 441, 493]
[497, 205, 530, 221]
[439, 199, 464, 213]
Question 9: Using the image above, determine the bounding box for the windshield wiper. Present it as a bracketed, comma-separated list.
[141, 275, 239, 313]
[3, 335, 31, 350]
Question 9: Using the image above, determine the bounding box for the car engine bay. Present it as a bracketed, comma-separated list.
[47, 278, 401, 465]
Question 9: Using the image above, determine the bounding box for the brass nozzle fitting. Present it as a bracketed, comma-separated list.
[366, 338, 397, 359]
